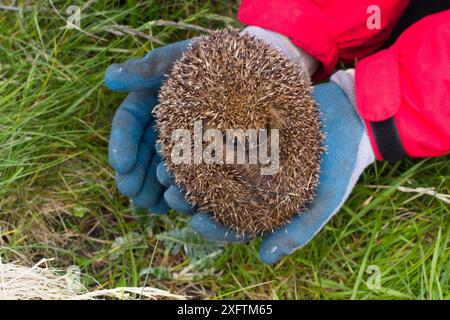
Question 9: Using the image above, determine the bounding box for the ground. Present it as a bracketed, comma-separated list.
[0, 0, 449, 299]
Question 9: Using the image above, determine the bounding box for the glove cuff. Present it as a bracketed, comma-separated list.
[330, 69, 356, 107]
[330, 70, 375, 167]
[243, 26, 319, 79]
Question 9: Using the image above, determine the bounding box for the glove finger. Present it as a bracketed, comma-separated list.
[259, 215, 309, 264]
[191, 213, 252, 243]
[156, 162, 175, 187]
[116, 148, 151, 197]
[115, 119, 159, 196]
[105, 40, 191, 92]
[149, 197, 170, 215]
[131, 154, 165, 208]
[163, 185, 195, 215]
[109, 91, 157, 173]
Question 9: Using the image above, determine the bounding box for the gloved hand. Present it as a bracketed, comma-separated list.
[259, 70, 375, 263]
[157, 70, 376, 263]
[105, 40, 191, 212]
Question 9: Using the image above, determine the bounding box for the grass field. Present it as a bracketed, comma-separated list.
[0, 0, 449, 299]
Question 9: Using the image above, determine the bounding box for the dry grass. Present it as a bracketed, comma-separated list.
[0, 258, 186, 300]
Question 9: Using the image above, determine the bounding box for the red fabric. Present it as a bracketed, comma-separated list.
[238, 0, 409, 79]
[356, 10, 450, 159]
[239, 1, 450, 159]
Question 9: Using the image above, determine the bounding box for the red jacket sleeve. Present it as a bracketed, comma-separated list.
[355, 10, 450, 160]
[238, 0, 410, 78]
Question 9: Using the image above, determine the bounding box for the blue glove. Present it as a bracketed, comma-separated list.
[105, 40, 191, 213]
[157, 72, 375, 263]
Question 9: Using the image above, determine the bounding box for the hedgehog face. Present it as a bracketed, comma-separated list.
[155, 29, 323, 237]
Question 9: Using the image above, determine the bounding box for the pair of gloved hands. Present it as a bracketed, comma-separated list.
[105, 28, 375, 264]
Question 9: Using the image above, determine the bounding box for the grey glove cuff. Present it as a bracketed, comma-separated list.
[330, 69, 375, 166]
[330, 69, 356, 107]
[243, 26, 319, 79]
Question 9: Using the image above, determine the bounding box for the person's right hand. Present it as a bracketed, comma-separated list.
[105, 40, 191, 212]
[156, 71, 377, 263]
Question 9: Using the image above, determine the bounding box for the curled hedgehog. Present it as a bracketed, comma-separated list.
[155, 29, 323, 237]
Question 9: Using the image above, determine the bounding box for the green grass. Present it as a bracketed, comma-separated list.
[0, 0, 449, 299]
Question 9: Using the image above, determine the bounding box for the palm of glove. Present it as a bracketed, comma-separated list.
[105, 41, 374, 264]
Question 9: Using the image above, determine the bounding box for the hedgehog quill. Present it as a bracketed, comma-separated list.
[155, 29, 323, 237]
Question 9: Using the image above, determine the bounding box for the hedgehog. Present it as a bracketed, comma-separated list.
[155, 28, 323, 237]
